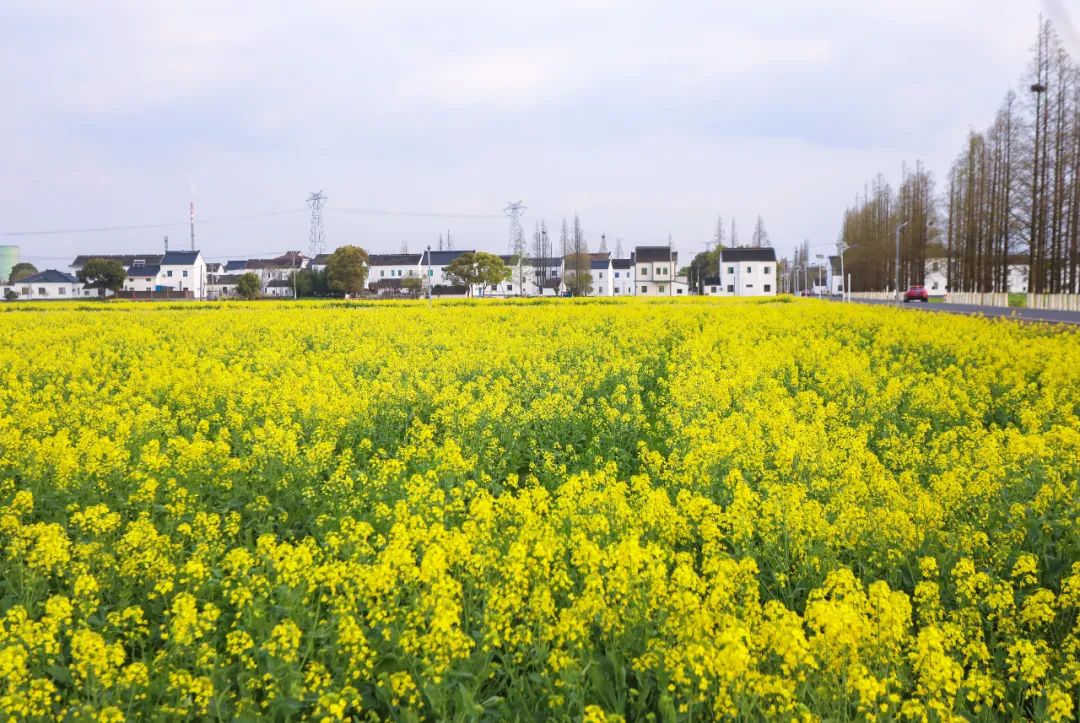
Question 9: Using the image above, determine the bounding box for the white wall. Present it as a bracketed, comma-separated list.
[719, 260, 777, 296]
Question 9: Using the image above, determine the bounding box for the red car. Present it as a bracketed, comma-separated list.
[904, 285, 929, 303]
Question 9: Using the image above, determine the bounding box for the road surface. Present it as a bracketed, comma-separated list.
[836, 298, 1080, 326]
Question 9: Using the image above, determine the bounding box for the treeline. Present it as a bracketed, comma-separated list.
[840, 20, 1080, 293]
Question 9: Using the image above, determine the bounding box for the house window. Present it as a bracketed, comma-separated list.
[660, 267, 668, 275]
[764, 267, 772, 274]
[746, 266, 752, 273]
[710, 286, 717, 293]
[167, 270, 173, 277]
[428, 270, 433, 277]
[727, 266, 734, 274]
[727, 285, 734, 292]
[599, 272, 603, 278]
[641, 286, 648, 293]
[764, 284, 771, 292]
[932, 262, 940, 272]
[746, 283, 753, 288]
[182, 270, 189, 277]
[614, 272, 620, 278]
[507, 284, 513, 291]
[39, 287, 47, 295]
[659, 285, 665, 293]
[640, 266, 647, 275]
[380, 270, 385, 277]
[59, 287, 66, 295]
[677, 289, 683, 294]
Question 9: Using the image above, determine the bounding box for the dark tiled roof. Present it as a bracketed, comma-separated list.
[208, 274, 241, 284]
[20, 269, 79, 284]
[703, 275, 722, 285]
[420, 249, 473, 266]
[611, 258, 632, 269]
[266, 279, 293, 287]
[720, 247, 776, 262]
[633, 246, 674, 263]
[224, 260, 248, 271]
[590, 259, 611, 270]
[311, 254, 332, 265]
[161, 251, 202, 265]
[126, 265, 160, 277]
[369, 253, 421, 266]
[71, 253, 162, 267]
[244, 258, 294, 270]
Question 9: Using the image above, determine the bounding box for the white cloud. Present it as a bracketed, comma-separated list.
[0, 0, 1046, 266]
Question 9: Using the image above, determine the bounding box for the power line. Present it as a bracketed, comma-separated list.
[332, 206, 502, 219]
[1, 209, 307, 237]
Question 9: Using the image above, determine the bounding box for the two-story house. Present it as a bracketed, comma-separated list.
[157, 251, 207, 298]
[632, 246, 679, 295]
[718, 247, 777, 296]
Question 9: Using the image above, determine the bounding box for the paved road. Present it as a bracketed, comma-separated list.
[837, 298, 1080, 326]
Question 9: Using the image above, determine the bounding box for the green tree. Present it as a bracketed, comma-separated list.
[8, 262, 37, 283]
[563, 252, 593, 296]
[443, 252, 511, 297]
[402, 276, 423, 295]
[326, 246, 370, 296]
[3, 289, 18, 302]
[76, 258, 126, 294]
[689, 246, 722, 293]
[236, 272, 261, 300]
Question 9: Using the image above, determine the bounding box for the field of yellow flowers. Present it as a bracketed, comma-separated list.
[0, 297, 1078, 721]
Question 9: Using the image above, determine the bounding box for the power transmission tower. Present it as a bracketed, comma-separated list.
[307, 191, 327, 258]
[504, 201, 526, 254]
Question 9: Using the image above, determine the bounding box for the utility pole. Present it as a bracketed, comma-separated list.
[307, 191, 327, 259]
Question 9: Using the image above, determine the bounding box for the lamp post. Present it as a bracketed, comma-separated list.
[837, 241, 852, 301]
[894, 221, 910, 303]
[425, 245, 432, 306]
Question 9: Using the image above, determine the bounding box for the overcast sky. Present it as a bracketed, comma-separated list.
[0, 1, 1064, 268]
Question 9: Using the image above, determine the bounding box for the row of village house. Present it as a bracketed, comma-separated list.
[4, 246, 783, 300]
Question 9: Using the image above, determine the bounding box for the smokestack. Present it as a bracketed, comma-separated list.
[189, 202, 195, 251]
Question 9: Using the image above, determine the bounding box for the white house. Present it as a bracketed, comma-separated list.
[417, 249, 474, 294]
[718, 247, 777, 296]
[611, 259, 634, 295]
[4, 270, 83, 300]
[265, 279, 295, 298]
[124, 261, 162, 292]
[207, 274, 241, 299]
[589, 256, 613, 296]
[369, 253, 422, 295]
[632, 246, 679, 296]
[157, 250, 207, 298]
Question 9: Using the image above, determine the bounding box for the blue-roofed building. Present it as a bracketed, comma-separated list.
[159, 250, 207, 298]
[2, 269, 83, 300]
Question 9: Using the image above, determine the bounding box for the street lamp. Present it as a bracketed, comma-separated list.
[837, 241, 853, 301]
[894, 221, 910, 303]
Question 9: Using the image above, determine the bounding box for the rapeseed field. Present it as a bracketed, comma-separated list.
[0, 297, 1078, 721]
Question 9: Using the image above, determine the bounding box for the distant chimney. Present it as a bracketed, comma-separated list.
[164, 235, 169, 252]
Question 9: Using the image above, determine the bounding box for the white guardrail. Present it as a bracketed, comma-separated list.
[943, 292, 1009, 307]
[848, 291, 1080, 309]
[1027, 293, 1080, 311]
